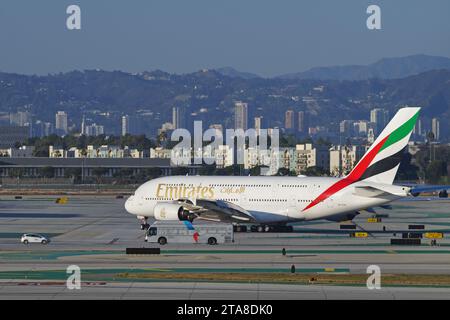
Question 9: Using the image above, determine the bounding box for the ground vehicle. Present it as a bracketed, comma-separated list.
[145, 221, 233, 245]
[21, 234, 50, 245]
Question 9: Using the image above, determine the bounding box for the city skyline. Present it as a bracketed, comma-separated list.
[1, 106, 443, 145]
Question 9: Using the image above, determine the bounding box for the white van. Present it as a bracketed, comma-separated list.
[145, 221, 234, 245]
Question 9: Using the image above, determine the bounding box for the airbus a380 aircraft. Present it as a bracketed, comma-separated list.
[125, 107, 447, 230]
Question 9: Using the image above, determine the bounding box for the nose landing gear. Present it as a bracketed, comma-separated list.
[140, 217, 150, 230]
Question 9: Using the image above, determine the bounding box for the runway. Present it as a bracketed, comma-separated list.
[1, 195, 450, 299]
[1, 281, 450, 300]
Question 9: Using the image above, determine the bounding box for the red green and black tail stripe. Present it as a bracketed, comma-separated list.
[358, 147, 406, 181]
[302, 109, 419, 212]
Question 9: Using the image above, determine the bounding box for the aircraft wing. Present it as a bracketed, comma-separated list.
[353, 186, 394, 198]
[179, 199, 257, 223]
[352, 185, 407, 198]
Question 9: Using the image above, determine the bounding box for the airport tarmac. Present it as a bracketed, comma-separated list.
[1, 195, 450, 299]
[2, 280, 450, 300]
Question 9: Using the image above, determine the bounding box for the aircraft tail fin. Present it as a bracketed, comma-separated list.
[346, 107, 420, 185]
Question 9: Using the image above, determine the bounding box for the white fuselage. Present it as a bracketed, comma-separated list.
[125, 175, 409, 223]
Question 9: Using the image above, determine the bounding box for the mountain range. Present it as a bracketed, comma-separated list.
[215, 54, 450, 81]
[0, 54, 449, 139]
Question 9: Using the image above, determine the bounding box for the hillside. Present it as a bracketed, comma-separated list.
[278, 54, 450, 81]
[0, 68, 449, 137]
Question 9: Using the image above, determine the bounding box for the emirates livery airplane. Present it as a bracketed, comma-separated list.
[125, 107, 447, 230]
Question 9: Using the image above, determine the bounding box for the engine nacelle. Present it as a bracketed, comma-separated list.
[326, 211, 359, 222]
[153, 203, 195, 221]
[154, 203, 184, 221]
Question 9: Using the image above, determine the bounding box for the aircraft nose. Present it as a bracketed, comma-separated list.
[125, 196, 136, 214]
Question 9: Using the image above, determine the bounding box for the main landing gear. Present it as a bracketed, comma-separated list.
[251, 224, 293, 232]
[233, 224, 294, 233]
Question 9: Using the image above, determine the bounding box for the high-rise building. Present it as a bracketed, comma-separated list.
[121, 115, 130, 136]
[353, 120, 369, 136]
[85, 124, 105, 137]
[32, 120, 44, 138]
[172, 107, 184, 129]
[285, 110, 295, 130]
[370, 108, 389, 135]
[44, 122, 54, 137]
[367, 127, 375, 144]
[234, 102, 248, 130]
[339, 120, 354, 136]
[431, 118, 440, 141]
[254, 117, 263, 135]
[81, 115, 86, 135]
[10, 111, 32, 127]
[297, 111, 307, 133]
[55, 111, 68, 135]
[413, 118, 422, 136]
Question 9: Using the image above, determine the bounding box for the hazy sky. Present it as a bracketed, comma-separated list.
[0, 0, 449, 76]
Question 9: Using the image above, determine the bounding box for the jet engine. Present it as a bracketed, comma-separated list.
[326, 211, 360, 222]
[153, 203, 195, 222]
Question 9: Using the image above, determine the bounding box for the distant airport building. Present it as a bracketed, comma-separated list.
[49, 145, 144, 159]
[0, 146, 35, 158]
[0, 158, 198, 179]
[55, 111, 68, 135]
[234, 101, 248, 130]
